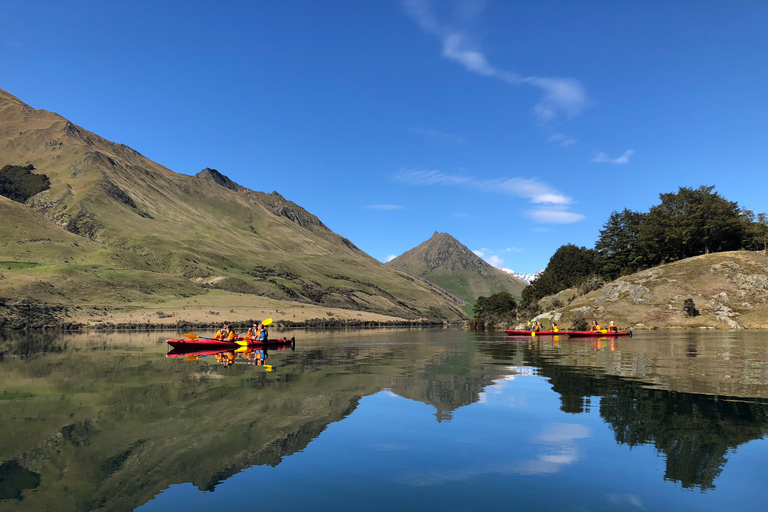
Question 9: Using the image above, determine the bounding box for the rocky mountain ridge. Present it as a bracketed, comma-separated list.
[0, 88, 468, 327]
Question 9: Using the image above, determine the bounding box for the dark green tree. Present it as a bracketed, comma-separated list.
[0, 164, 50, 203]
[642, 186, 744, 264]
[595, 209, 649, 279]
[522, 244, 599, 305]
[473, 292, 517, 318]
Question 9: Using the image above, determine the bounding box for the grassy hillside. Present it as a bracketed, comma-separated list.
[530, 250, 768, 330]
[0, 89, 467, 326]
[386, 232, 528, 311]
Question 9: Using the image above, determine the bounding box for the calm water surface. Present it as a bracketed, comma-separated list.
[1, 328, 767, 511]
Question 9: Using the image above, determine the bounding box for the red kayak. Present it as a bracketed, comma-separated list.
[166, 337, 295, 349]
[504, 330, 562, 336]
[566, 331, 631, 338]
[166, 344, 293, 358]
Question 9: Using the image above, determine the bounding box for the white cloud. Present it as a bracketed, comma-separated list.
[591, 150, 634, 164]
[409, 126, 467, 144]
[548, 133, 577, 146]
[526, 207, 586, 224]
[473, 249, 485, 257]
[367, 204, 405, 210]
[385, 254, 397, 262]
[395, 170, 573, 207]
[485, 255, 505, 268]
[403, 0, 587, 123]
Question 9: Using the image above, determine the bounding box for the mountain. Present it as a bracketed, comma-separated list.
[0, 89, 468, 327]
[531, 250, 768, 330]
[385, 232, 528, 308]
[501, 268, 543, 284]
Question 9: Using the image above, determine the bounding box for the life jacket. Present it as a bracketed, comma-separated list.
[258, 329, 268, 341]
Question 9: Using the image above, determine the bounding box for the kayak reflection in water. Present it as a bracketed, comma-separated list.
[215, 351, 236, 367]
[248, 348, 267, 366]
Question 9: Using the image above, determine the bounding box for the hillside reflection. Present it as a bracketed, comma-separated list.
[0, 330, 767, 510]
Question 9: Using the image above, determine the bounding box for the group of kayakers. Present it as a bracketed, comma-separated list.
[212, 322, 269, 341]
[528, 320, 620, 332]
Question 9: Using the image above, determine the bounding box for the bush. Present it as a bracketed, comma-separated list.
[571, 313, 588, 331]
[0, 164, 50, 202]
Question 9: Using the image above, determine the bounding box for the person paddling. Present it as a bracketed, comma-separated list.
[214, 324, 236, 341]
[246, 323, 260, 340]
[608, 321, 618, 333]
[258, 323, 268, 341]
[590, 320, 602, 332]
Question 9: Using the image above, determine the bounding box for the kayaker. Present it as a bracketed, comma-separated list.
[590, 320, 602, 332]
[608, 321, 618, 333]
[258, 323, 268, 341]
[532, 322, 541, 332]
[214, 324, 236, 341]
[552, 322, 559, 333]
[245, 323, 260, 340]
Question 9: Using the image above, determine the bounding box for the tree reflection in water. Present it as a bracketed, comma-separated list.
[480, 341, 768, 491]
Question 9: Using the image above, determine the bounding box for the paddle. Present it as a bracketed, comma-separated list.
[183, 333, 216, 340]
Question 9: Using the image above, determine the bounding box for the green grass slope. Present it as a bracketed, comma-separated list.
[386, 232, 528, 309]
[532, 250, 768, 330]
[0, 89, 467, 326]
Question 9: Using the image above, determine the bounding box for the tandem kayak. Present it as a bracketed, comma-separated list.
[566, 331, 631, 338]
[504, 330, 562, 336]
[166, 337, 295, 349]
[166, 344, 293, 358]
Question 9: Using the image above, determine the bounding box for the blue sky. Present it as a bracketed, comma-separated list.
[2, 0, 767, 272]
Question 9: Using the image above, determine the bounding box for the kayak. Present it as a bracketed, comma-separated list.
[166, 337, 295, 349]
[504, 330, 562, 336]
[166, 344, 293, 358]
[566, 331, 631, 338]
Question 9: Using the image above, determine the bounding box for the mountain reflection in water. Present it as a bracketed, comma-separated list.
[0, 329, 766, 511]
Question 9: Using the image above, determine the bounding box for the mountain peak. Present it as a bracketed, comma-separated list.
[195, 168, 245, 192]
[387, 232, 527, 304]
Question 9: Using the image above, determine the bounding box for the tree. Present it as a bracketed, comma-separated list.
[595, 209, 649, 279]
[473, 292, 517, 318]
[522, 244, 599, 305]
[642, 186, 744, 264]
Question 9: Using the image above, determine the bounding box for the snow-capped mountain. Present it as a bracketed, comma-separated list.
[501, 268, 543, 284]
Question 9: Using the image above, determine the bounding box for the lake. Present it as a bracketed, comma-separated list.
[1, 328, 767, 511]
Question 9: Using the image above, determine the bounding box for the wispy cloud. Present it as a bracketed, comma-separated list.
[367, 204, 405, 210]
[591, 150, 634, 164]
[548, 133, 577, 146]
[385, 254, 397, 263]
[409, 126, 467, 144]
[403, 0, 587, 123]
[395, 169, 584, 223]
[527, 207, 585, 224]
[396, 169, 572, 206]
